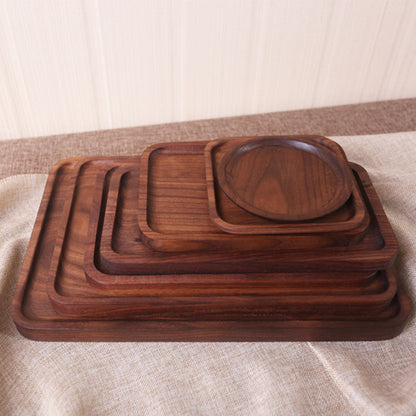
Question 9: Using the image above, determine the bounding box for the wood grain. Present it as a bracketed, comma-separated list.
[214, 136, 353, 221]
[13, 293, 411, 342]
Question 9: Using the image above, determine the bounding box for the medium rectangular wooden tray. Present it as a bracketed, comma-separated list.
[87, 160, 397, 283]
[75, 160, 384, 293]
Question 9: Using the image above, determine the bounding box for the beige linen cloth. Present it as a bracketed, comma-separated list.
[0, 130, 415, 415]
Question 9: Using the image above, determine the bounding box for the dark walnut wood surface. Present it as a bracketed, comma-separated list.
[212, 136, 353, 221]
[11, 144, 410, 341]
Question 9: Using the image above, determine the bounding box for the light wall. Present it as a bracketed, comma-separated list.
[1, 0, 415, 140]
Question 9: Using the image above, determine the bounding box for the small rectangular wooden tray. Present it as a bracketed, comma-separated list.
[204, 137, 369, 235]
[11, 157, 410, 340]
[137, 142, 369, 252]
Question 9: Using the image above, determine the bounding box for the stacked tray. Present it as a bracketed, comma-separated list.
[12, 136, 410, 341]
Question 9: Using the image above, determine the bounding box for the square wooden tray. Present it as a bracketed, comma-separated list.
[137, 142, 370, 252]
[204, 137, 369, 235]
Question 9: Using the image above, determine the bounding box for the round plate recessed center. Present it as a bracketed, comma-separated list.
[217, 138, 352, 221]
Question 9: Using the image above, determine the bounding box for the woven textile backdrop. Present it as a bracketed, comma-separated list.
[1, 0, 416, 140]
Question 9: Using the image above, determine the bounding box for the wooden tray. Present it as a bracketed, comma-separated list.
[90, 153, 397, 283]
[211, 136, 353, 221]
[11, 157, 410, 340]
[138, 142, 367, 252]
[95, 164, 366, 276]
[137, 142, 365, 252]
[47, 158, 393, 306]
[85, 162, 395, 295]
[43, 156, 397, 317]
[205, 138, 369, 235]
[50, 268, 398, 320]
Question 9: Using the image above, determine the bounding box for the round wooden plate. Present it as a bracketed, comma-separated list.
[216, 137, 353, 221]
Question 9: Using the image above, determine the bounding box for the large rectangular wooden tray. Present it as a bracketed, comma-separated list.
[11, 156, 410, 341]
[45, 158, 396, 317]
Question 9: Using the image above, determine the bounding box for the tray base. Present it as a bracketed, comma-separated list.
[13, 291, 411, 342]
